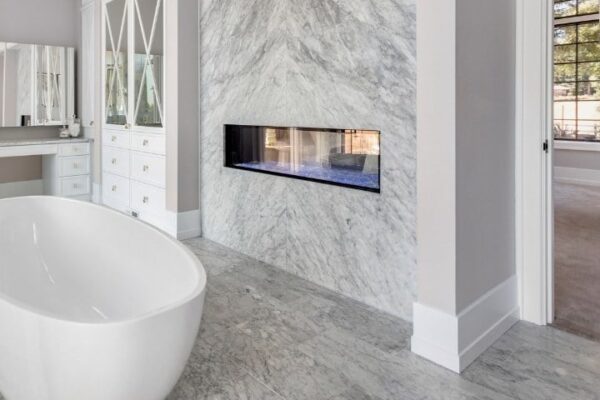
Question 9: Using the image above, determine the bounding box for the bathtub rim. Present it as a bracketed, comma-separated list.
[0, 195, 207, 326]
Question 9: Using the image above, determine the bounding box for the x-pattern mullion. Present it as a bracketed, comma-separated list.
[133, 0, 163, 125]
[49, 48, 61, 118]
[105, 1, 128, 122]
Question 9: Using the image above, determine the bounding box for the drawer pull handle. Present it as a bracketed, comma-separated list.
[142, 196, 149, 204]
[112, 185, 117, 192]
[90, 121, 94, 126]
[111, 135, 117, 142]
[142, 139, 149, 146]
[73, 163, 79, 169]
[143, 165, 149, 172]
[111, 158, 117, 165]
[73, 183, 79, 189]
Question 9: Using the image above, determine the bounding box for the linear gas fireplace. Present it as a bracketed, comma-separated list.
[224, 124, 380, 192]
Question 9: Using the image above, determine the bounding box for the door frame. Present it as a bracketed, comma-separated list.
[515, 0, 554, 325]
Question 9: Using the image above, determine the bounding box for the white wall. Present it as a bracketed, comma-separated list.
[412, 0, 518, 373]
[455, 0, 516, 312]
[416, 0, 458, 315]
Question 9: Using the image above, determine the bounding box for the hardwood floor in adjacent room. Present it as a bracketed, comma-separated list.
[554, 182, 600, 341]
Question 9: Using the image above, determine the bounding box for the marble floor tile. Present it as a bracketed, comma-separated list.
[224, 330, 351, 400]
[290, 293, 412, 354]
[325, 385, 386, 400]
[233, 258, 356, 305]
[170, 238, 600, 400]
[183, 238, 250, 277]
[168, 337, 283, 400]
[463, 323, 600, 400]
[298, 327, 512, 400]
[199, 272, 290, 336]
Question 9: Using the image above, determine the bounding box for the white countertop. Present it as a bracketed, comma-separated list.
[0, 137, 92, 147]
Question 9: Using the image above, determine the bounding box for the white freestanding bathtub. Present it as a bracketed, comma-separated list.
[0, 196, 206, 400]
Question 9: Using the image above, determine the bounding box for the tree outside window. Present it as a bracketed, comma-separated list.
[554, 0, 600, 141]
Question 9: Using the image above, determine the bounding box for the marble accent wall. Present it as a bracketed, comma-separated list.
[199, 0, 416, 320]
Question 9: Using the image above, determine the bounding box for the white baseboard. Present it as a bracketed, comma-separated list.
[0, 179, 44, 199]
[554, 166, 600, 187]
[176, 209, 201, 240]
[411, 275, 519, 373]
[160, 208, 201, 240]
[92, 183, 101, 204]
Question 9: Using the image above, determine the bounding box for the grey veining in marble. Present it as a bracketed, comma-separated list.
[4, 238, 600, 399]
[200, 0, 416, 320]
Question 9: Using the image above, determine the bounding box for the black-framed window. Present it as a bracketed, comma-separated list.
[554, 3, 600, 141]
[554, 0, 599, 19]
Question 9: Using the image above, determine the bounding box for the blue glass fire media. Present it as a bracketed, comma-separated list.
[224, 125, 380, 192]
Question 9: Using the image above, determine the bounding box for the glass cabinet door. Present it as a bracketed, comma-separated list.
[35, 45, 67, 126]
[104, 0, 129, 127]
[133, 0, 163, 129]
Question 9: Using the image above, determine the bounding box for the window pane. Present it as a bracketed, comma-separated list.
[555, 25, 577, 45]
[555, 82, 577, 100]
[578, 61, 600, 80]
[578, 0, 600, 15]
[554, 119, 577, 139]
[555, 44, 577, 63]
[578, 42, 600, 62]
[555, 0, 577, 18]
[555, 63, 577, 82]
[577, 100, 600, 119]
[578, 22, 600, 42]
[555, 101, 577, 120]
[575, 119, 600, 140]
[578, 81, 600, 99]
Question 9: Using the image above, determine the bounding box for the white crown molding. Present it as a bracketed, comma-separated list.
[411, 275, 519, 373]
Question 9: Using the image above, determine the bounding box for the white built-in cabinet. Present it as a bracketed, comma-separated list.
[43, 140, 92, 200]
[100, 0, 170, 233]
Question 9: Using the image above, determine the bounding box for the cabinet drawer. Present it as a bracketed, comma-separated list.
[59, 155, 90, 177]
[102, 172, 130, 206]
[130, 152, 165, 187]
[102, 146, 129, 177]
[58, 142, 90, 156]
[103, 130, 129, 149]
[130, 180, 165, 214]
[131, 132, 165, 155]
[60, 176, 90, 197]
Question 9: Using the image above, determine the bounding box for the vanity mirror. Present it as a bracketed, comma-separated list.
[0, 42, 75, 128]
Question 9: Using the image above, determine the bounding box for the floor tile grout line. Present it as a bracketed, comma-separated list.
[243, 369, 288, 400]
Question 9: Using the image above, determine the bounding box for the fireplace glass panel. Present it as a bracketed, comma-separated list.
[224, 125, 380, 192]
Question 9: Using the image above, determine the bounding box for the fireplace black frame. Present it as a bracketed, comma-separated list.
[223, 124, 381, 193]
